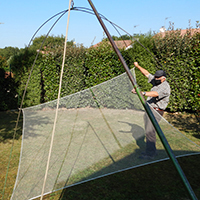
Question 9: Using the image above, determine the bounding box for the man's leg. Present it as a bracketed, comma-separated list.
[143, 110, 164, 157]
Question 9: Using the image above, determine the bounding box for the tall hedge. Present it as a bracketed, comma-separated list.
[124, 33, 157, 92]
[5, 31, 200, 114]
[152, 29, 200, 112]
[40, 44, 86, 102]
[10, 48, 42, 108]
[84, 41, 125, 88]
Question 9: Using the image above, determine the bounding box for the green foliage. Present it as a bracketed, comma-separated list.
[10, 41, 126, 107]
[153, 29, 200, 112]
[30, 35, 64, 50]
[0, 68, 18, 111]
[19, 67, 41, 107]
[126, 33, 157, 92]
[40, 44, 86, 102]
[61, 45, 86, 96]
[39, 53, 59, 102]
[0, 46, 20, 60]
[84, 41, 125, 87]
[30, 35, 74, 51]
[0, 56, 7, 70]
[5, 31, 200, 113]
[9, 48, 42, 108]
[0, 47, 20, 71]
[0, 55, 18, 111]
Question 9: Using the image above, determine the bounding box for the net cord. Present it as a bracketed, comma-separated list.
[40, 1, 72, 199]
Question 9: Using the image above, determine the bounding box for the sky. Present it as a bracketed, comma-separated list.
[0, 0, 200, 49]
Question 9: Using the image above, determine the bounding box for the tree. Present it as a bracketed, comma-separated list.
[30, 35, 75, 50]
[0, 68, 18, 111]
[0, 56, 7, 70]
[103, 34, 132, 42]
[0, 47, 20, 60]
[9, 48, 42, 107]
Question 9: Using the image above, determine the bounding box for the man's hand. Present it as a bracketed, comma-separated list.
[131, 88, 136, 94]
[134, 62, 139, 68]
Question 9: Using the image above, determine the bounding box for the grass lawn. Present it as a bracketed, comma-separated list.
[0, 110, 200, 200]
[0, 111, 22, 200]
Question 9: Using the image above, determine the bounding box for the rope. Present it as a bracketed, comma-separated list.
[40, 0, 72, 199]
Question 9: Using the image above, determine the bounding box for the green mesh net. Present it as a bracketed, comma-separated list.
[11, 69, 200, 200]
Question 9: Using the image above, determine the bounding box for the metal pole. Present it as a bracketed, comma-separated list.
[87, 1, 197, 199]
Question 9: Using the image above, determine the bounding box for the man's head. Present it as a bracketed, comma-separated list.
[154, 70, 166, 85]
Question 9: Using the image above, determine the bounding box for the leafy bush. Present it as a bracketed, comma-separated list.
[125, 33, 157, 92]
[84, 41, 125, 88]
[0, 56, 7, 70]
[40, 44, 87, 102]
[0, 68, 18, 111]
[153, 29, 200, 112]
[6, 32, 200, 114]
[10, 48, 42, 108]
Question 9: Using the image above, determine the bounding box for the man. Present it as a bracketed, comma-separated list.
[132, 62, 170, 159]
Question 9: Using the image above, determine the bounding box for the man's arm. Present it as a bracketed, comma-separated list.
[143, 91, 158, 97]
[131, 89, 158, 97]
[134, 62, 149, 78]
[132, 62, 157, 97]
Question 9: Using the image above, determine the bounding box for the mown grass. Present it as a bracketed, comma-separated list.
[0, 111, 199, 200]
[0, 111, 22, 200]
[53, 155, 200, 200]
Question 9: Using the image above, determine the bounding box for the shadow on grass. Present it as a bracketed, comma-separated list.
[0, 110, 23, 141]
[165, 112, 200, 139]
[192, 134, 200, 139]
[0, 110, 51, 142]
[55, 154, 200, 200]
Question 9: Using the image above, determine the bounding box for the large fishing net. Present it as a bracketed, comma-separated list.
[9, 4, 200, 199]
[11, 68, 200, 200]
